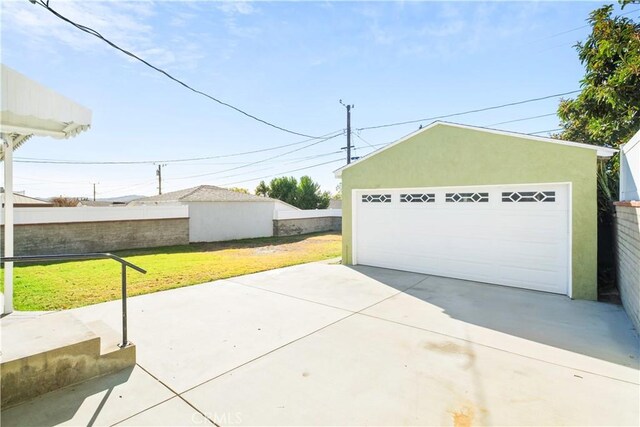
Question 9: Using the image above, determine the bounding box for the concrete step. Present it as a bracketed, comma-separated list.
[0, 311, 135, 409]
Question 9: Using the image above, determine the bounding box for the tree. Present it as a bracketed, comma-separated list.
[268, 176, 299, 206]
[557, 1, 639, 294]
[228, 187, 249, 194]
[255, 181, 269, 197]
[557, 2, 639, 212]
[51, 196, 79, 207]
[333, 183, 342, 200]
[298, 176, 330, 209]
[255, 175, 330, 209]
[557, 3, 640, 149]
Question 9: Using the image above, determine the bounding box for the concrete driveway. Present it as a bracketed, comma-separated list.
[2, 262, 639, 426]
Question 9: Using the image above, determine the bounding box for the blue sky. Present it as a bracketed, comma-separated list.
[1, 0, 635, 199]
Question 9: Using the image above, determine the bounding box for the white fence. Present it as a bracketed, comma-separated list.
[274, 209, 342, 220]
[0, 205, 189, 225]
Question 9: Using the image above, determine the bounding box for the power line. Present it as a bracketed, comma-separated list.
[486, 113, 557, 126]
[353, 132, 377, 149]
[529, 128, 563, 135]
[97, 180, 157, 196]
[13, 130, 344, 165]
[169, 132, 343, 181]
[356, 90, 580, 131]
[15, 149, 345, 192]
[32, 0, 321, 139]
[220, 157, 345, 187]
[182, 149, 346, 183]
[531, 8, 639, 43]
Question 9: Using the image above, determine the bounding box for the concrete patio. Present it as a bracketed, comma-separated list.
[2, 262, 639, 426]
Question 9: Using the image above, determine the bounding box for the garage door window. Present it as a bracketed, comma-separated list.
[400, 193, 435, 203]
[362, 194, 391, 203]
[502, 191, 556, 202]
[445, 192, 489, 203]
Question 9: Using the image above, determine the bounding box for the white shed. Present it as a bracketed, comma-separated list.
[130, 185, 297, 242]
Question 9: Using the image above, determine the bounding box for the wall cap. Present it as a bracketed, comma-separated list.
[614, 201, 640, 207]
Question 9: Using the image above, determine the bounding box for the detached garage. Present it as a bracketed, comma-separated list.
[335, 122, 616, 300]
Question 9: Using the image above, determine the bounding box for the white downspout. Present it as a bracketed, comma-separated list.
[2, 133, 14, 314]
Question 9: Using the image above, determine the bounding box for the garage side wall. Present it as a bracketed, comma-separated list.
[188, 201, 275, 242]
[341, 125, 598, 300]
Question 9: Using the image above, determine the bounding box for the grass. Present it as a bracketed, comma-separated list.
[0, 232, 342, 311]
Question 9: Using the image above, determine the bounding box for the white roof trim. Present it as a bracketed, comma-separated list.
[621, 128, 640, 153]
[334, 121, 618, 178]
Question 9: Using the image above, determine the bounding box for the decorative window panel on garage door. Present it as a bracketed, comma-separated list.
[353, 183, 570, 295]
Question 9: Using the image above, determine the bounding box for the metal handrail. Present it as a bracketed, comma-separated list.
[1, 253, 147, 348]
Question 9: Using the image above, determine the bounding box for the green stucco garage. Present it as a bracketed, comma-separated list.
[336, 122, 616, 300]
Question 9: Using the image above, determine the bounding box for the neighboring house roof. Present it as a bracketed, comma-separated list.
[78, 200, 127, 207]
[130, 185, 279, 204]
[0, 192, 52, 207]
[334, 121, 618, 177]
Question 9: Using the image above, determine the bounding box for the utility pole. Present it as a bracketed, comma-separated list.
[340, 100, 355, 164]
[156, 164, 166, 195]
[92, 182, 98, 201]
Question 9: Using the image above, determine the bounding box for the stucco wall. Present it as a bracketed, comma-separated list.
[615, 203, 640, 332]
[273, 217, 342, 236]
[188, 201, 275, 242]
[0, 218, 189, 255]
[340, 124, 599, 300]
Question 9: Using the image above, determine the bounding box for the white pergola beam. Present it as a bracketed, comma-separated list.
[2, 133, 14, 313]
[0, 124, 66, 139]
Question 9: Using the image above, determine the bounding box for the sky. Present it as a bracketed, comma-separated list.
[1, 0, 637, 200]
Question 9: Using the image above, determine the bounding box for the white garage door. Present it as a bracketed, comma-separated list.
[353, 183, 570, 294]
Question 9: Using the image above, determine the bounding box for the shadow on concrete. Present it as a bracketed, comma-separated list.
[0, 367, 134, 427]
[349, 266, 640, 370]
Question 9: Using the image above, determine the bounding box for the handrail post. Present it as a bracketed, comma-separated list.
[119, 264, 128, 348]
[0, 252, 144, 348]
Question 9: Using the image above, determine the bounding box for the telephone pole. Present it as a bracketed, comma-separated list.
[92, 183, 98, 201]
[340, 100, 355, 164]
[156, 164, 166, 195]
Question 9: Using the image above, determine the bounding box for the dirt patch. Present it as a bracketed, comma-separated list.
[253, 246, 281, 255]
[451, 407, 474, 427]
[424, 341, 476, 369]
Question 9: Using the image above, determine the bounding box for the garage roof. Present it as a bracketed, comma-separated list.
[335, 121, 618, 178]
[130, 185, 278, 204]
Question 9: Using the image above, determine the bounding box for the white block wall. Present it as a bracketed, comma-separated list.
[0, 205, 188, 225]
[188, 201, 276, 242]
[615, 203, 640, 333]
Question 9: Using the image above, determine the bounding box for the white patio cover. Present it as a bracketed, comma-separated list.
[1, 63, 92, 313]
[1, 64, 92, 151]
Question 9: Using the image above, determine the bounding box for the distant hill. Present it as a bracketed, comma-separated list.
[44, 194, 146, 204]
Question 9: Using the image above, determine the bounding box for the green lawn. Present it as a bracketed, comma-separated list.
[1, 232, 342, 311]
